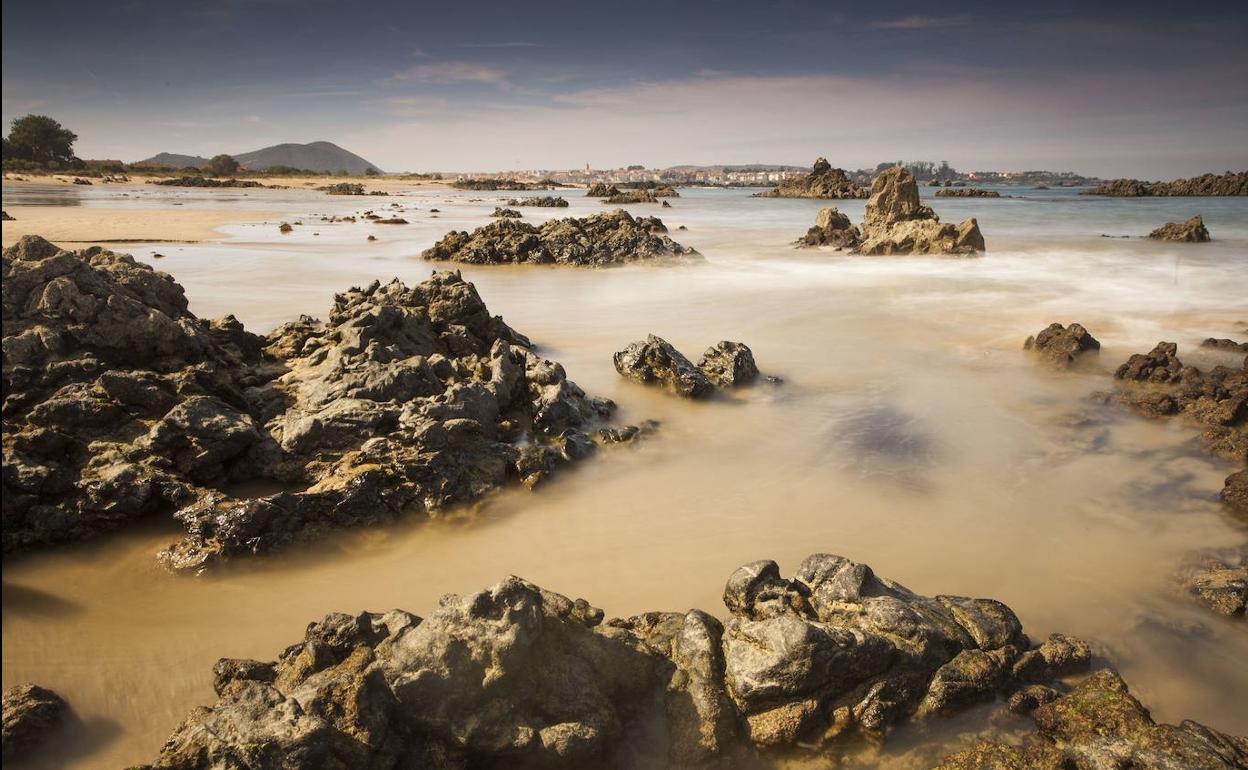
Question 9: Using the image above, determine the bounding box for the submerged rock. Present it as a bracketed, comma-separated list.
[2, 236, 639, 570]
[506, 196, 568, 207]
[614, 335, 715, 399]
[697, 341, 760, 387]
[1082, 172, 1248, 196]
[1203, 338, 1248, 353]
[1024, 323, 1101, 369]
[936, 670, 1248, 770]
[422, 210, 699, 267]
[1177, 545, 1248, 618]
[1149, 214, 1212, 242]
[142, 554, 1098, 768]
[2, 684, 66, 760]
[757, 157, 867, 199]
[796, 207, 861, 249]
[855, 168, 985, 255]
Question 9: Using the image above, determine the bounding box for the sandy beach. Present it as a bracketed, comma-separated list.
[0, 206, 287, 246]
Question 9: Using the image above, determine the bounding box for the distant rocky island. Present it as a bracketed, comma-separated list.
[136, 141, 382, 175]
[1082, 171, 1247, 196]
[755, 158, 868, 199]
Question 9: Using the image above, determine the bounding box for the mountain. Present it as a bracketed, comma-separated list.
[135, 141, 381, 174]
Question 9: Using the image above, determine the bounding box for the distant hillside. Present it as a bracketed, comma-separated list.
[136, 141, 381, 174]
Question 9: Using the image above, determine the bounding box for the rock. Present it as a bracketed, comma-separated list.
[934, 188, 1001, 198]
[450, 178, 535, 191]
[3, 237, 638, 569]
[489, 207, 522, 218]
[1023, 323, 1101, 369]
[72, 177, 92, 185]
[2, 684, 66, 760]
[696, 341, 759, 387]
[422, 210, 700, 267]
[153, 176, 265, 188]
[3, 211, 14, 221]
[1203, 338, 1248, 353]
[855, 168, 985, 255]
[144, 554, 1099, 767]
[585, 183, 621, 197]
[796, 207, 861, 248]
[1082, 172, 1248, 196]
[278, 222, 293, 234]
[1149, 215, 1212, 242]
[936, 670, 1248, 770]
[1177, 545, 1248, 618]
[506, 196, 568, 207]
[1224, 470, 1248, 516]
[604, 190, 658, 204]
[317, 182, 366, 195]
[374, 217, 408, 225]
[757, 158, 868, 199]
[613, 335, 715, 399]
[1007, 684, 1059, 715]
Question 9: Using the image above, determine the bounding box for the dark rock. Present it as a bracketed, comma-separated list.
[697, 341, 759, 387]
[1224, 469, 1248, 516]
[586, 183, 621, 197]
[1024, 323, 1101, 369]
[489, 207, 522, 219]
[278, 222, 293, 234]
[317, 182, 366, 196]
[1203, 338, 1248, 353]
[1082, 172, 1248, 196]
[1149, 215, 1212, 242]
[1177, 545, 1248, 618]
[153, 176, 265, 188]
[856, 168, 985, 255]
[1, 211, 13, 221]
[450, 178, 535, 191]
[934, 188, 1001, 198]
[614, 335, 715, 399]
[374, 217, 408, 225]
[506, 196, 568, 208]
[797, 207, 861, 248]
[2, 684, 66, 760]
[605, 190, 658, 204]
[757, 158, 868, 199]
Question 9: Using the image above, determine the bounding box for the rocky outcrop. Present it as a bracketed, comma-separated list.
[152, 177, 265, 188]
[614, 337, 762, 397]
[586, 183, 621, 197]
[1148, 214, 1212, 242]
[450, 179, 534, 191]
[1224, 469, 1248, 516]
[1024, 323, 1101, 369]
[506, 196, 569, 208]
[489, 207, 522, 218]
[1082, 172, 1248, 196]
[2, 684, 66, 760]
[934, 188, 1000, 198]
[604, 191, 659, 204]
[757, 158, 867, 199]
[318, 182, 365, 195]
[1203, 338, 1248, 353]
[856, 168, 985, 255]
[1177, 545, 1247, 618]
[796, 207, 861, 249]
[697, 342, 759, 388]
[141, 554, 1095, 769]
[2, 211, 14, 220]
[624, 183, 680, 197]
[421, 210, 700, 267]
[2, 236, 641, 570]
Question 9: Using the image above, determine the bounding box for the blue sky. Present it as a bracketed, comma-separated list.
[3, 0, 1246, 176]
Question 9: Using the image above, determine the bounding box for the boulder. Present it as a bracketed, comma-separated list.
[1023, 323, 1101, 369]
[2, 684, 66, 760]
[489, 207, 522, 218]
[855, 168, 985, 255]
[697, 341, 759, 387]
[506, 196, 569, 207]
[586, 183, 621, 197]
[796, 207, 861, 248]
[1202, 338, 1248, 353]
[613, 335, 715, 399]
[1082, 172, 1248, 196]
[1149, 215, 1211, 242]
[757, 158, 868, 199]
[1177, 545, 1247, 618]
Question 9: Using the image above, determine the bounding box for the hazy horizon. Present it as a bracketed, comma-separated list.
[4, 0, 1247, 178]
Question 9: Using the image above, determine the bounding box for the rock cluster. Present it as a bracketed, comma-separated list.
[1148, 214, 1212, 242]
[1176, 545, 1247, 618]
[421, 210, 700, 267]
[604, 190, 659, 204]
[449, 179, 534, 191]
[1082, 171, 1248, 196]
[586, 183, 621, 197]
[1024, 323, 1101, 369]
[318, 182, 385, 196]
[796, 207, 861, 248]
[934, 188, 1000, 198]
[856, 168, 985, 255]
[489, 207, 522, 218]
[1203, 338, 1248, 353]
[613, 336, 760, 398]
[2, 684, 66, 760]
[152, 177, 264, 188]
[625, 183, 680, 197]
[2, 236, 639, 570]
[935, 670, 1247, 770]
[139, 555, 1100, 769]
[757, 157, 868, 199]
[506, 196, 569, 208]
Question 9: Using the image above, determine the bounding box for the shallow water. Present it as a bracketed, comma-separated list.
[3, 183, 1247, 768]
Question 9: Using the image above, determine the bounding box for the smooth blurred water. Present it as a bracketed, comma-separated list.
[2, 182, 1246, 769]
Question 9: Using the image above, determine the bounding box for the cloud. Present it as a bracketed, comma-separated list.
[460, 41, 539, 49]
[870, 15, 968, 30]
[391, 61, 508, 85]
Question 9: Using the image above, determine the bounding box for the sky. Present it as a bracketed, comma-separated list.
[3, 0, 1247, 177]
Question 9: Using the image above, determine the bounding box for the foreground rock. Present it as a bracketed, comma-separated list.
[1148, 214, 1212, 242]
[697, 341, 760, 387]
[506, 196, 568, 208]
[1024, 323, 1101, 369]
[1082, 171, 1248, 196]
[614, 337, 763, 397]
[141, 554, 1096, 768]
[936, 670, 1247, 770]
[856, 168, 985, 255]
[2, 684, 66, 760]
[2, 236, 640, 569]
[1177, 545, 1248, 618]
[757, 157, 867, 199]
[796, 207, 861, 249]
[421, 210, 699, 267]
[934, 188, 1000, 198]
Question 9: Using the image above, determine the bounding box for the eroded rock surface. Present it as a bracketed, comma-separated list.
[506, 196, 568, 207]
[1177, 545, 1248, 618]
[586, 183, 621, 197]
[2, 684, 66, 760]
[1024, 323, 1101, 369]
[422, 210, 699, 267]
[141, 555, 1096, 769]
[614, 335, 715, 399]
[697, 342, 759, 388]
[757, 158, 867, 199]
[934, 188, 1000, 198]
[797, 207, 861, 249]
[1083, 172, 1248, 196]
[1149, 214, 1212, 242]
[856, 168, 985, 255]
[3, 236, 637, 570]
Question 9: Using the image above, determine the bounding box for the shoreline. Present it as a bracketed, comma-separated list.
[0, 206, 286, 247]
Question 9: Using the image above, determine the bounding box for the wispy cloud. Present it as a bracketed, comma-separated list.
[391, 61, 508, 85]
[870, 15, 969, 30]
[460, 41, 539, 49]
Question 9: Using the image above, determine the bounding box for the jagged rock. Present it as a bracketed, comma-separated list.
[614, 335, 715, 399]
[3, 237, 635, 570]
[796, 207, 861, 248]
[279, 222, 293, 234]
[855, 168, 985, 255]
[935, 670, 1248, 770]
[1082, 172, 1248, 196]
[153, 176, 265, 188]
[317, 182, 366, 195]
[2, 684, 66, 760]
[506, 196, 568, 207]
[489, 207, 522, 218]
[934, 188, 1000, 198]
[604, 190, 658, 204]
[422, 210, 699, 267]
[757, 158, 868, 199]
[450, 179, 534, 191]
[1224, 470, 1248, 516]
[1177, 545, 1248, 618]
[1149, 215, 1212, 242]
[2, 211, 14, 221]
[1203, 338, 1248, 353]
[143, 555, 1096, 768]
[697, 342, 759, 387]
[1024, 323, 1101, 369]
[586, 183, 621, 197]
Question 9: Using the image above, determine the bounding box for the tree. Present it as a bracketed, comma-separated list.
[5, 115, 77, 164]
[206, 154, 241, 176]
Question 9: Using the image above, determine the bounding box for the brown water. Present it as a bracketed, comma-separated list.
[3, 184, 1247, 768]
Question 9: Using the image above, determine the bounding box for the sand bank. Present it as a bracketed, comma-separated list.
[0, 206, 284, 247]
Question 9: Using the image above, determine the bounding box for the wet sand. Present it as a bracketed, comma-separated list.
[0, 206, 288, 246]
